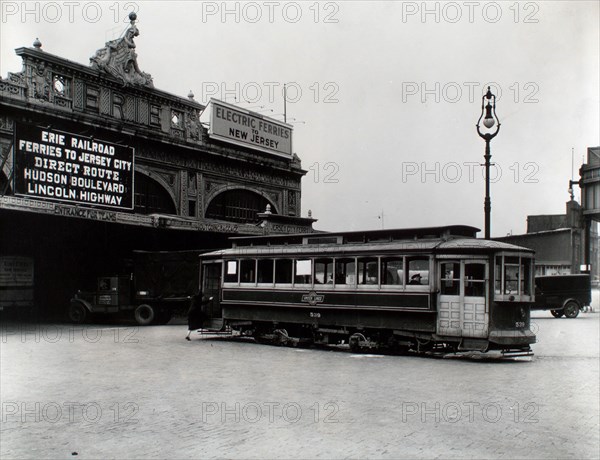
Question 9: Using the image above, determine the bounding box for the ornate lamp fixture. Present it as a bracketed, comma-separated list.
[476, 86, 501, 239]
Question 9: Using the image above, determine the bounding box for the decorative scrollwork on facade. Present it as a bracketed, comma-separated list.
[180, 171, 188, 213]
[0, 82, 22, 96]
[266, 191, 281, 209]
[170, 128, 184, 139]
[205, 180, 215, 193]
[201, 159, 300, 190]
[0, 116, 15, 131]
[288, 190, 297, 213]
[7, 72, 25, 86]
[54, 96, 71, 109]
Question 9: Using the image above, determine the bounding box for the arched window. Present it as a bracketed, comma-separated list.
[134, 172, 176, 215]
[206, 189, 275, 223]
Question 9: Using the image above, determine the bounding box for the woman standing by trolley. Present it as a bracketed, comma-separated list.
[185, 293, 212, 341]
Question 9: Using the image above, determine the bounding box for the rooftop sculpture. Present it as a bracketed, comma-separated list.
[90, 12, 154, 88]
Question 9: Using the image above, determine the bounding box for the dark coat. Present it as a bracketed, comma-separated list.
[187, 294, 211, 330]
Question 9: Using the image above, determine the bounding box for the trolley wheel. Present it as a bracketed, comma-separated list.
[134, 304, 155, 325]
[349, 333, 367, 353]
[550, 310, 564, 318]
[349, 339, 361, 353]
[68, 303, 88, 324]
[563, 301, 580, 318]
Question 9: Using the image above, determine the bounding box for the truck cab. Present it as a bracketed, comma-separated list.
[69, 250, 205, 325]
[533, 274, 592, 318]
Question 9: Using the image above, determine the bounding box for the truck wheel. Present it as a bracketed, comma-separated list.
[550, 310, 564, 318]
[68, 303, 88, 323]
[134, 304, 155, 325]
[563, 301, 580, 318]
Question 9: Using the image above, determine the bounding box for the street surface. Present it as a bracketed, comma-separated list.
[1, 292, 599, 459]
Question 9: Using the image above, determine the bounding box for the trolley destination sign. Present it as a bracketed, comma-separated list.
[208, 99, 293, 158]
[13, 123, 134, 210]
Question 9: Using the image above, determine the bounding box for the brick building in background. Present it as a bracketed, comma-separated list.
[496, 180, 599, 285]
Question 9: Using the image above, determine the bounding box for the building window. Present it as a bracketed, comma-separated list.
[188, 200, 196, 217]
[171, 110, 181, 127]
[133, 172, 176, 215]
[86, 85, 99, 111]
[206, 189, 274, 224]
[52, 74, 70, 97]
[53, 76, 64, 95]
[150, 105, 161, 126]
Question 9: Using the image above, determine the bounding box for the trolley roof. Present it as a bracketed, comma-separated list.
[231, 225, 479, 247]
[201, 225, 534, 258]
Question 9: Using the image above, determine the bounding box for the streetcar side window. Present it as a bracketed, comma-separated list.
[335, 258, 356, 285]
[294, 259, 312, 285]
[358, 257, 379, 285]
[224, 260, 238, 283]
[407, 257, 429, 285]
[381, 257, 404, 286]
[315, 258, 334, 284]
[240, 259, 256, 284]
[465, 262, 486, 297]
[494, 254, 534, 299]
[504, 257, 520, 294]
[275, 259, 293, 284]
[440, 261, 460, 295]
[257, 259, 274, 284]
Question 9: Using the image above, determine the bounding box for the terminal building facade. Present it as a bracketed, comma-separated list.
[0, 16, 315, 316]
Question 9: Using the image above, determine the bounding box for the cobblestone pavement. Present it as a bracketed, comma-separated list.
[1, 303, 598, 459]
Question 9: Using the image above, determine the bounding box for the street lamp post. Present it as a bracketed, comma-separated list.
[476, 86, 501, 239]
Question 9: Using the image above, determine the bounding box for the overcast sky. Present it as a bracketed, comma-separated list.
[2, 1, 599, 236]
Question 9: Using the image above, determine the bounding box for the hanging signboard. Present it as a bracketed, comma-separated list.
[13, 123, 134, 210]
[208, 99, 293, 158]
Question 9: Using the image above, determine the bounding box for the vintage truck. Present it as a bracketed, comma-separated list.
[533, 274, 592, 318]
[69, 250, 205, 325]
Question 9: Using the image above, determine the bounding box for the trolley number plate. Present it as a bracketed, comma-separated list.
[310, 312, 321, 318]
[515, 321, 525, 328]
